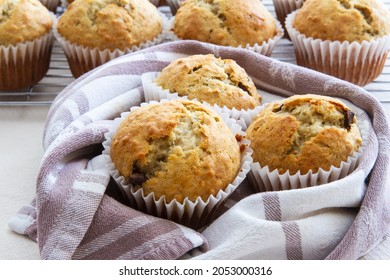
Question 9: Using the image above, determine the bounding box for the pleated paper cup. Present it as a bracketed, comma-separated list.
[54, 12, 169, 78]
[141, 71, 262, 118]
[0, 31, 54, 91]
[286, 11, 390, 86]
[167, 17, 284, 56]
[238, 101, 369, 193]
[103, 99, 253, 229]
[272, 0, 304, 40]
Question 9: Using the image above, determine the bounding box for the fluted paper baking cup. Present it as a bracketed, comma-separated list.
[0, 30, 54, 91]
[239, 100, 370, 192]
[285, 11, 390, 86]
[272, 0, 304, 40]
[167, 17, 284, 56]
[54, 12, 169, 78]
[103, 99, 253, 229]
[141, 71, 262, 119]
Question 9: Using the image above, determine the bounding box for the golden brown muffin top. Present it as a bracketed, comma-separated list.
[246, 94, 362, 175]
[57, 0, 162, 51]
[0, 0, 53, 46]
[110, 99, 241, 203]
[155, 54, 262, 110]
[173, 0, 277, 47]
[293, 0, 390, 42]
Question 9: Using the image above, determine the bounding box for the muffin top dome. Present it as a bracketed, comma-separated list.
[57, 0, 162, 51]
[110, 99, 241, 203]
[246, 94, 362, 175]
[173, 0, 278, 47]
[0, 0, 53, 46]
[293, 0, 390, 42]
[155, 54, 262, 110]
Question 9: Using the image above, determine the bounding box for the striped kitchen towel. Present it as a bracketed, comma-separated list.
[9, 40, 390, 260]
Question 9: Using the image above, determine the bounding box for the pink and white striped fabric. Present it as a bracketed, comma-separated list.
[9, 40, 390, 260]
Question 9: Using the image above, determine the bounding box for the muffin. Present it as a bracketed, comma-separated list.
[39, 0, 59, 11]
[272, 0, 305, 39]
[247, 94, 362, 176]
[0, 0, 54, 91]
[55, 0, 165, 78]
[172, 0, 283, 55]
[150, 54, 261, 110]
[105, 99, 251, 228]
[285, 0, 390, 86]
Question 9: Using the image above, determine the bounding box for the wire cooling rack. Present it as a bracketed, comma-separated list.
[1, 1, 390, 106]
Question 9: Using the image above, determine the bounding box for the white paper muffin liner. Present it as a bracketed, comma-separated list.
[39, 0, 60, 12]
[238, 99, 370, 193]
[285, 11, 390, 86]
[102, 99, 253, 229]
[272, 0, 304, 39]
[53, 12, 169, 78]
[166, 16, 284, 56]
[141, 71, 263, 119]
[0, 24, 54, 90]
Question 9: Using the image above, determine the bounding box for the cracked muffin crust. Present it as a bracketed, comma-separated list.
[246, 94, 362, 175]
[110, 99, 241, 203]
[154, 54, 262, 110]
[173, 0, 277, 47]
[0, 0, 53, 46]
[57, 0, 162, 51]
[293, 0, 390, 42]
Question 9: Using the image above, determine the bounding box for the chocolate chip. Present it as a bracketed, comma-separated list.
[129, 173, 148, 186]
[344, 110, 355, 130]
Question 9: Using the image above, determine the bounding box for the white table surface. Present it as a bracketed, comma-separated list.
[1, 1, 390, 260]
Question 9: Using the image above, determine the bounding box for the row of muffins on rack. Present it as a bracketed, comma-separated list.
[104, 53, 365, 229]
[1, 0, 389, 90]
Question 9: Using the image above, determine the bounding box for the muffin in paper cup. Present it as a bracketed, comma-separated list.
[54, 1, 169, 78]
[285, 9, 390, 86]
[0, 4, 55, 91]
[272, 0, 304, 40]
[239, 94, 369, 193]
[141, 54, 262, 115]
[168, 0, 284, 56]
[102, 99, 253, 229]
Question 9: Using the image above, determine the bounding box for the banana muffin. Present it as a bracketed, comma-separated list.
[293, 0, 390, 42]
[0, 0, 54, 90]
[246, 94, 362, 175]
[56, 0, 164, 77]
[154, 54, 262, 110]
[57, 0, 162, 51]
[286, 0, 390, 86]
[173, 0, 278, 48]
[110, 99, 242, 203]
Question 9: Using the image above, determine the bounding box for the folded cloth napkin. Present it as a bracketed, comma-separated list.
[9, 40, 390, 260]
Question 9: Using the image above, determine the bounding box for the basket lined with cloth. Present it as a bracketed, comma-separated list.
[8, 41, 390, 260]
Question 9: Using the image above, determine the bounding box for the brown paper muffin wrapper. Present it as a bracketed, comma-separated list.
[141, 71, 262, 118]
[0, 30, 54, 91]
[285, 11, 390, 86]
[40, 0, 60, 12]
[166, 17, 284, 56]
[238, 100, 369, 193]
[102, 99, 253, 229]
[272, 0, 304, 40]
[54, 12, 169, 78]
